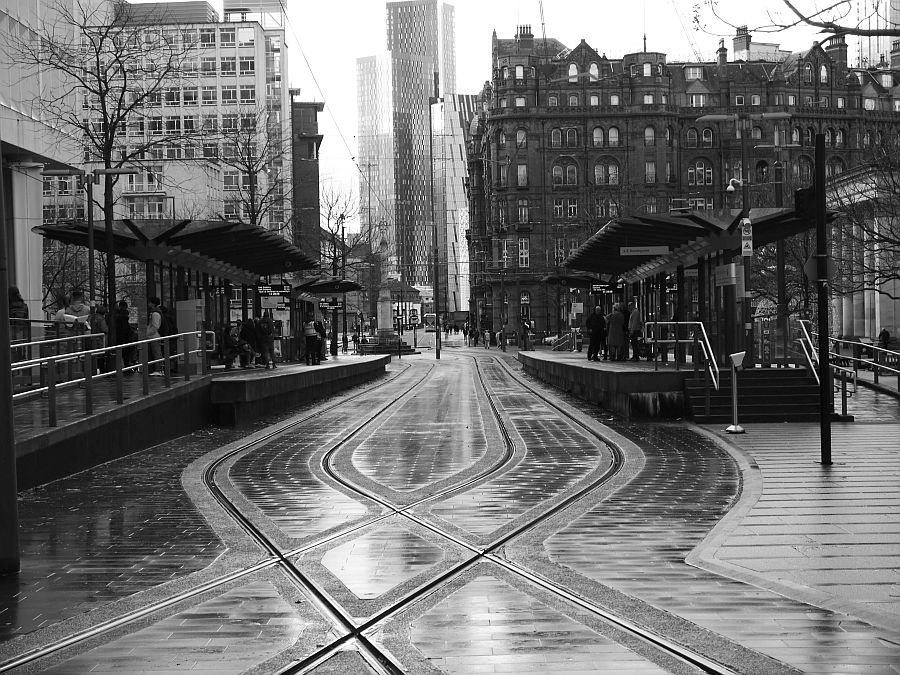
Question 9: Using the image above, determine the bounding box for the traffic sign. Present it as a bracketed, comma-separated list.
[740, 218, 753, 257]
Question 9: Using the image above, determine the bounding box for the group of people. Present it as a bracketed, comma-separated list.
[221, 311, 278, 370]
[586, 301, 646, 362]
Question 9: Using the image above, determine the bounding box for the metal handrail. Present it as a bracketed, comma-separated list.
[798, 319, 899, 392]
[644, 321, 718, 390]
[11, 331, 215, 429]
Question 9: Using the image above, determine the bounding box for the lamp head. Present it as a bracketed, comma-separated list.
[726, 178, 742, 193]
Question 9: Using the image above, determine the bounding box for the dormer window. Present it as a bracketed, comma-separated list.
[803, 63, 813, 84]
[643, 62, 651, 76]
[589, 63, 599, 81]
[881, 73, 893, 87]
[685, 66, 703, 80]
[820, 65, 828, 84]
[515, 64, 524, 79]
[568, 63, 578, 82]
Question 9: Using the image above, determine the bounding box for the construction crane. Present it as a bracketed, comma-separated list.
[670, 0, 704, 62]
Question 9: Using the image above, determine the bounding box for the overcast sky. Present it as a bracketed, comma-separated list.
[136, 1, 824, 229]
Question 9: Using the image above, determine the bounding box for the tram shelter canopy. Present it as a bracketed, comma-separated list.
[564, 206, 822, 282]
[33, 218, 318, 286]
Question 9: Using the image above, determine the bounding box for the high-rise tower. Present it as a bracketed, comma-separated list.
[356, 0, 456, 289]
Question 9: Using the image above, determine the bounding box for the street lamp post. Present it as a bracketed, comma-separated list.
[341, 217, 348, 354]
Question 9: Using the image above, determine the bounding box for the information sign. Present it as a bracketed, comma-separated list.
[740, 218, 753, 258]
[257, 283, 291, 297]
[318, 300, 343, 311]
[620, 245, 670, 256]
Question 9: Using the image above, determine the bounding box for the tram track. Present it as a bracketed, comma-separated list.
[3, 352, 746, 674]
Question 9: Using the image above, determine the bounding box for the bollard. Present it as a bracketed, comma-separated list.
[725, 351, 746, 434]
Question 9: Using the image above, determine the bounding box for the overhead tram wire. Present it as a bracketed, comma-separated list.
[277, 0, 400, 240]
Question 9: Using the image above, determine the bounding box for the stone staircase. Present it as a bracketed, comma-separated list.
[684, 367, 821, 423]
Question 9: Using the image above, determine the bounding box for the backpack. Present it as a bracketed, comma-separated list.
[158, 307, 177, 337]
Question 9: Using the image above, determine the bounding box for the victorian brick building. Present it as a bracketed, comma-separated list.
[467, 25, 900, 336]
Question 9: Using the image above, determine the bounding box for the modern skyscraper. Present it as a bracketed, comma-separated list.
[356, 0, 457, 291]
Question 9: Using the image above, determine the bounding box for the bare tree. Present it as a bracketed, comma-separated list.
[694, 0, 900, 39]
[319, 185, 359, 275]
[215, 104, 290, 232]
[6, 0, 201, 329]
[828, 143, 900, 301]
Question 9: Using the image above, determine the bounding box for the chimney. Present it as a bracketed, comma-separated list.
[717, 39, 728, 66]
[733, 25, 751, 61]
[824, 35, 848, 72]
[516, 24, 534, 51]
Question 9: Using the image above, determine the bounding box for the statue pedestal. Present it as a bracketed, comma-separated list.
[376, 286, 395, 341]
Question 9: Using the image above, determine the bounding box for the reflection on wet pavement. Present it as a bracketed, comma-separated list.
[351, 368, 489, 492]
[545, 421, 900, 674]
[428, 363, 611, 535]
[321, 524, 444, 599]
[0, 440, 225, 640]
[410, 575, 670, 674]
[43, 580, 305, 674]
[230, 431, 367, 538]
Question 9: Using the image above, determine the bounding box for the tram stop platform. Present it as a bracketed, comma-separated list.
[13, 354, 391, 489]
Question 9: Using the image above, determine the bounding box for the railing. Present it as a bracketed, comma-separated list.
[798, 319, 898, 395]
[11, 330, 214, 428]
[644, 321, 719, 391]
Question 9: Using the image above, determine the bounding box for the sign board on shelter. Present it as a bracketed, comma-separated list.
[318, 300, 343, 311]
[620, 246, 670, 256]
[256, 283, 291, 297]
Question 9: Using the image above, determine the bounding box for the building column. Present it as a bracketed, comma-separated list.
[9, 164, 44, 318]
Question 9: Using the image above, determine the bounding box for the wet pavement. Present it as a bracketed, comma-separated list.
[1, 349, 898, 673]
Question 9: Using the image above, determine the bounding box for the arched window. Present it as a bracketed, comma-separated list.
[863, 131, 871, 148]
[687, 159, 713, 186]
[498, 130, 506, 146]
[702, 128, 713, 147]
[552, 165, 563, 184]
[644, 126, 655, 146]
[566, 128, 578, 147]
[792, 127, 801, 144]
[592, 127, 603, 147]
[797, 156, 813, 184]
[565, 164, 578, 184]
[515, 64, 524, 79]
[751, 126, 762, 140]
[876, 131, 883, 145]
[568, 63, 578, 82]
[665, 126, 674, 147]
[568, 94, 578, 106]
[824, 128, 834, 146]
[501, 66, 509, 80]
[803, 63, 813, 83]
[820, 64, 828, 84]
[836, 129, 845, 147]
[686, 128, 698, 148]
[594, 159, 619, 185]
[551, 128, 561, 148]
[516, 128, 527, 148]
[608, 126, 620, 147]
[826, 157, 846, 177]
[755, 161, 769, 183]
[589, 63, 599, 81]
[805, 127, 814, 146]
